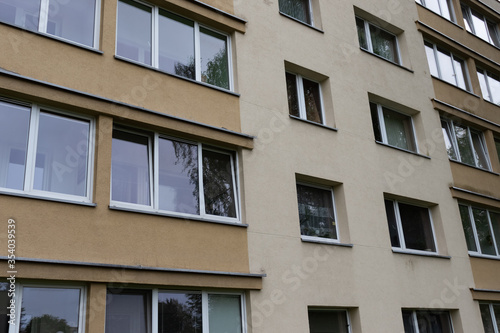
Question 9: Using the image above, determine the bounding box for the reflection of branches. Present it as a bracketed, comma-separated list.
[202, 48, 229, 89]
[174, 56, 195, 80]
[23, 314, 73, 333]
[158, 295, 202, 333]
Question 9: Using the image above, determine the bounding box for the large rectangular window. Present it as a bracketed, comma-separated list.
[416, 0, 454, 21]
[402, 310, 454, 333]
[441, 118, 490, 170]
[461, 4, 500, 47]
[4, 284, 86, 333]
[356, 17, 400, 64]
[308, 309, 350, 333]
[106, 289, 244, 333]
[480, 302, 500, 333]
[477, 68, 500, 106]
[385, 199, 437, 253]
[116, 0, 231, 90]
[370, 102, 417, 152]
[459, 204, 500, 258]
[111, 128, 239, 222]
[286, 72, 324, 124]
[425, 41, 470, 91]
[0, 99, 94, 202]
[0, 0, 100, 48]
[279, 0, 312, 25]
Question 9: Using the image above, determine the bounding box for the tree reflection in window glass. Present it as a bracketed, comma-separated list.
[472, 207, 496, 255]
[158, 292, 202, 333]
[297, 184, 337, 239]
[278, 0, 311, 24]
[200, 28, 229, 90]
[459, 204, 477, 252]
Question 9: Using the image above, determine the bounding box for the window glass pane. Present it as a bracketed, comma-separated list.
[493, 304, 500, 330]
[436, 48, 456, 86]
[158, 138, 199, 215]
[415, 311, 453, 333]
[424, 0, 444, 17]
[453, 57, 468, 90]
[495, 138, 500, 164]
[0, 0, 40, 31]
[472, 207, 496, 255]
[286, 73, 300, 117]
[34, 112, 90, 197]
[471, 10, 490, 42]
[438, 0, 452, 20]
[470, 131, 489, 169]
[487, 73, 500, 105]
[0, 101, 30, 190]
[402, 310, 416, 333]
[111, 130, 151, 206]
[117, 0, 152, 65]
[297, 184, 336, 239]
[487, 22, 500, 47]
[480, 304, 495, 333]
[370, 103, 383, 142]
[459, 204, 477, 252]
[425, 43, 439, 77]
[308, 310, 349, 333]
[208, 294, 242, 333]
[158, 11, 195, 80]
[356, 18, 368, 49]
[200, 28, 229, 90]
[279, 0, 311, 24]
[369, 25, 398, 63]
[454, 124, 475, 166]
[398, 203, 436, 252]
[19, 287, 81, 333]
[158, 292, 202, 333]
[490, 212, 500, 255]
[106, 289, 151, 333]
[47, 0, 96, 46]
[385, 200, 400, 248]
[302, 78, 323, 124]
[202, 150, 236, 217]
[478, 70, 491, 102]
[462, 6, 473, 32]
[441, 120, 457, 160]
[0, 283, 9, 333]
[382, 108, 415, 151]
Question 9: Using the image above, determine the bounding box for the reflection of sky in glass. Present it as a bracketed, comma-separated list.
[0, 0, 40, 31]
[47, 0, 96, 46]
[425, 44, 438, 77]
[436, 48, 456, 85]
[471, 11, 490, 42]
[117, 0, 152, 65]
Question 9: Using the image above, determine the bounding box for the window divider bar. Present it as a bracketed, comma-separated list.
[38, 0, 50, 34]
[194, 22, 202, 82]
[377, 105, 388, 144]
[24, 106, 40, 193]
[364, 21, 373, 53]
[202, 291, 209, 331]
[296, 75, 306, 120]
[152, 6, 159, 68]
[93, 0, 102, 48]
[153, 134, 160, 211]
[152, 289, 159, 333]
[198, 143, 205, 217]
[469, 206, 483, 255]
[394, 201, 407, 250]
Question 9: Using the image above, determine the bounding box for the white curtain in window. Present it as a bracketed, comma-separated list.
[208, 295, 241, 333]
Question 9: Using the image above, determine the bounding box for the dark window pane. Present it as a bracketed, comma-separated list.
[487, 21, 500, 47]
[297, 184, 336, 239]
[454, 124, 475, 166]
[117, 0, 152, 65]
[208, 294, 242, 333]
[302, 78, 323, 123]
[47, 0, 96, 46]
[370, 102, 383, 142]
[19, 287, 81, 333]
[385, 200, 400, 248]
[489, 212, 500, 255]
[158, 292, 202, 333]
[480, 304, 495, 333]
[200, 28, 229, 89]
[369, 24, 398, 63]
[106, 289, 151, 333]
[382, 107, 415, 151]
[356, 18, 368, 49]
[415, 311, 453, 333]
[279, 0, 311, 24]
[111, 130, 151, 206]
[159, 11, 195, 80]
[459, 205, 477, 252]
[470, 131, 489, 169]
[496, 139, 500, 164]
[308, 310, 349, 333]
[202, 149, 236, 217]
[0, 0, 40, 32]
[402, 310, 416, 333]
[158, 138, 199, 215]
[0, 283, 9, 333]
[286, 73, 300, 117]
[398, 203, 436, 252]
[472, 207, 496, 255]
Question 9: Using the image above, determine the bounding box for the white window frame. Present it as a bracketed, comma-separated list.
[441, 118, 491, 170]
[480, 302, 500, 333]
[296, 182, 339, 244]
[356, 17, 402, 65]
[110, 128, 240, 223]
[461, 4, 500, 46]
[115, 0, 233, 91]
[416, 0, 455, 21]
[286, 72, 325, 124]
[404, 310, 455, 333]
[460, 204, 500, 258]
[477, 67, 500, 105]
[8, 284, 87, 333]
[0, 98, 95, 203]
[387, 199, 438, 255]
[425, 42, 471, 91]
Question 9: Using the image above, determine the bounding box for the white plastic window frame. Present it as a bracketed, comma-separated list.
[307, 308, 352, 333]
[8, 284, 87, 333]
[404, 310, 455, 333]
[426, 42, 471, 91]
[296, 181, 339, 244]
[441, 118, 491, 170]
[356, 17, 402, 65]
[0, 98, 95, 203]
[461, 204, 500, 258]
[388, 199, 438, 255]
[115, 0, 233, 91]
[286, 72, 325, 125]
[110, 129, 241, 223]
[461, 4, 500, 47]
[371, 103, 418, 153]
[416, 0, 455, 21]
[480, 302, 500, 333]
[477, 67, 500, 104]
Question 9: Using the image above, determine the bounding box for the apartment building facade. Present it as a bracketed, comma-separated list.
[0, 0, 498, 332]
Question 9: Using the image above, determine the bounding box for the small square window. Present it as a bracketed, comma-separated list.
[279, 0, 312, 25]
[385, 199, 437, 253]
[286, 72, 324, 124]
[479, 302, 500, 333]
[356, 17, 400, 64]
[370, 102, 417, 152]
[296, 183, 337, 241]
[308, 309, 350, 333]
[402, 310, 454, 333]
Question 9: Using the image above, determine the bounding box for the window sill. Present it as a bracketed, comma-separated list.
[465, 30, 500, 51]
[449, 159, 499, 175]
[359, 48, 414, 73]
[0, 21, 103, 54]
[469, 253, 500, 261]
[430, 76, 480, 98]
[484, 98, 500, 109]
[0, 190, 96, 207]
[109, 205, 248, 227]
[278, 12, 324, 33]
[114, 56, 240, 97]
[415, 3, 463, 29]
[392, 248, 451, 259]
[375, 141, 430, 159]
[289, 115, 338, 131]
[301, 236, 353, 247]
